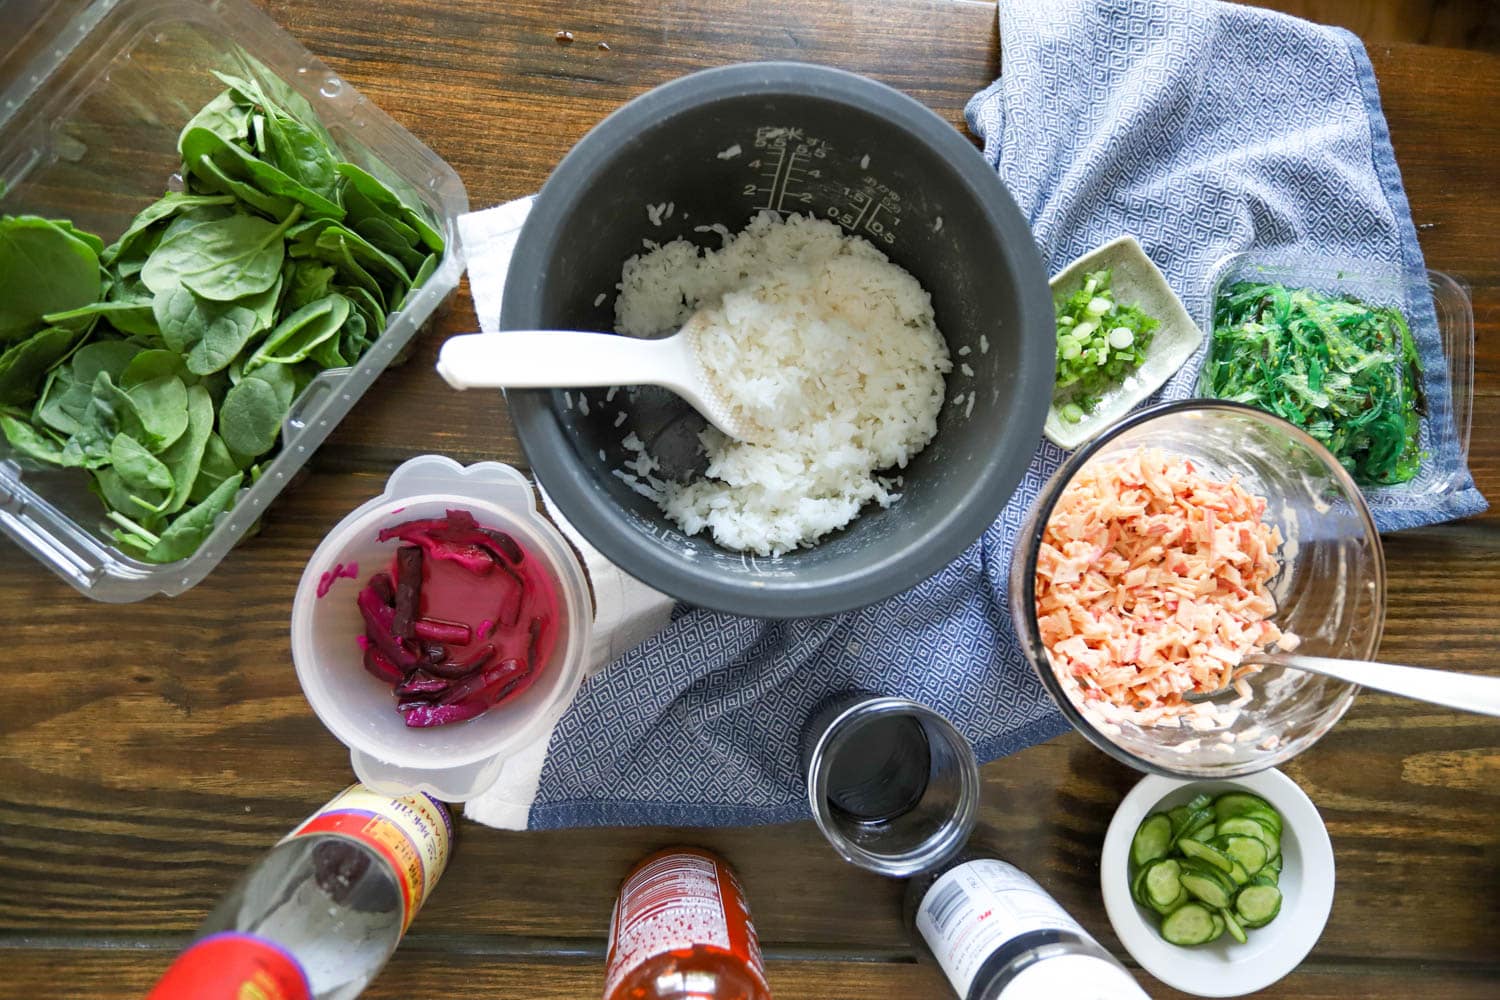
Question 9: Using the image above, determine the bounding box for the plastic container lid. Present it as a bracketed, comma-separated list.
[290, 456, 593, 802]
[0, 0, 468, 602]
[1198, 251, 1474, 503]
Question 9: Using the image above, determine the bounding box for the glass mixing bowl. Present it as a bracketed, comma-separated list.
[1009, 401, 1385, 777]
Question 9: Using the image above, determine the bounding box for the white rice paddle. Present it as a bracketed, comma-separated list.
[1187, 651, 1500, 717]
[435, 314, 756, 443]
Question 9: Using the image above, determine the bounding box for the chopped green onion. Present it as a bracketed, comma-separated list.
[1052, 268, 1158, 418]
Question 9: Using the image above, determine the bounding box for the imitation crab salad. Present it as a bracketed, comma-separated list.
[1034, 448, 1295, 727]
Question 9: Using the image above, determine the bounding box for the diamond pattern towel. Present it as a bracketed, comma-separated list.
[513, 0, 1485, 829]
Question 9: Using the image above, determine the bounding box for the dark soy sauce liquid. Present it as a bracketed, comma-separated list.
[826, 714, 932, 824]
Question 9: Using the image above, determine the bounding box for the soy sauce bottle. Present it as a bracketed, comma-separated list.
[603, 847, 771, 1000]
[146, 784, 451, 1000]
[904, 853, 1148, 1000]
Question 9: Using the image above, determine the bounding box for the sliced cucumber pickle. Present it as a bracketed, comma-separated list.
[1129, 788, 1289, 948]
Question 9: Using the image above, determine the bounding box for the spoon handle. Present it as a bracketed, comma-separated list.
[1249, 653, 1500, 717]
[436, 330, 691, 392]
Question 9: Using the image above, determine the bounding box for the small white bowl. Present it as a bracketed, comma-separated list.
[1045, 235, 1204, 450]
[1100, 769, 1335, 998]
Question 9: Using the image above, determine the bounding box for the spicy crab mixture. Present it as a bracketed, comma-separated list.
[1034, 447, 1292, 723]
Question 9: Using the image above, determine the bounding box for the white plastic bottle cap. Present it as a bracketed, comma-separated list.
[997, 953, 1149, 1000]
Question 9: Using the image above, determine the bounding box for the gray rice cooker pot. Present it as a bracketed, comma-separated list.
[502, 62, 1052, 618]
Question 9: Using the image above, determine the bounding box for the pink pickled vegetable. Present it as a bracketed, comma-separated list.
[392, 546, 423, 639]
[423, 643, 495, 680]
[438, 655, 526, 706]
[413, 617, 472, 645]
[355, 508, 558, 728]
[368, 572, 395, 606]
[403, 699, 492, 727]
[362, 647, 405, 684]
[358, 583, 420, 670]
[395, 669, 451, 697]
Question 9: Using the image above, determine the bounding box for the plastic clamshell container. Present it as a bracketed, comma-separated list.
[1197, 251, 1474, 501]
[1044, 235, 1204, 450]
[290, 456, 593, 802]
[0, 0, 468, 601]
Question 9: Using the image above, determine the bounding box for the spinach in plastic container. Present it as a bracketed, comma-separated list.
[0, 70, 446, 565]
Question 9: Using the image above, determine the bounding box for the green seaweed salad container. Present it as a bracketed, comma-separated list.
[0, 0, 467, 600]
[1197, 251, 1474, 502]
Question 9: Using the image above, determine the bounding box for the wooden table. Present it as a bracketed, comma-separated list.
[3, 1, 1497, 997]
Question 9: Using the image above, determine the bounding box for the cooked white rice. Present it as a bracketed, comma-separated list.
[614, 211, 950, 556]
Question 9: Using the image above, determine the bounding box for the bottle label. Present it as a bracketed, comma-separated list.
[602, 848, 768, 1000]
[915, 860, 1086, 998]
[282, 783, 452, 933]
[146, 932, 312, 1000]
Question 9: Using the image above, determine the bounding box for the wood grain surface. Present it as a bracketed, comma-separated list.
[2, 1, 1498, 998]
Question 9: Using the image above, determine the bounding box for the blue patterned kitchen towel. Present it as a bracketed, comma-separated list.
[522, 0, 1485, 829]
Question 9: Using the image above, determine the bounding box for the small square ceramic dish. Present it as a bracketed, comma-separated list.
[1044, 235, 1204, 450]
[1100, 769, 1335, 998]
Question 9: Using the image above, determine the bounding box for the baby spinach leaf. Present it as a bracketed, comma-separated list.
[291, 220, 409, 288]
[101, 193, 237, 266]
[152, 286, 262, 373]
[262, 110, 339, 201]
[245, 294, 349, 371]
[59, 372, 131, 469]
[144, 470, 243, 564]
[121, 349, 192, 388]
[72, 339, 143, 386]
[191, 432, 239, 502]
[110, 432, 174, 492]
[284, 260, 336, 311]
[123, 372, 190, 451]
[0, 327, 84, 406]
[35, 368, 85, 436]
[141, 209, 297, 302]
[353, 216, 427, 273]
[156, 383, 214, 515]
[47, 219, 106, 257]
[336, 162, 444, 253]
[219, 373, 285, 457]
[1, 414, 66, 464]
[177, 88, 253, 149]
[180, 126, 342, 220]
[0, 216, 102, 342]
[182, 149, 299, 221]
[94, 467, 167, 523]
[398, 253, 440, 311]
[342, 284, 387, 332]
[43, 300, 157, 338]
[212, 65, 338, 151]
[288, 225, 386, 307]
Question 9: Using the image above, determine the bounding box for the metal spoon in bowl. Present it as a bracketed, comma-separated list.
[1186, 651, 1500, 717]
[435, 313, 760, 444]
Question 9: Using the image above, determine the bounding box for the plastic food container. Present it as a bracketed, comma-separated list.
[0, 0, 468, 601]
[1010, 400, 1384, 779]
[290, 456, 593, 802]
[1198, 252, 1474, 502]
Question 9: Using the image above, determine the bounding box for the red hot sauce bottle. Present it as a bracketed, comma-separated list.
[603, 847, 772, 1000]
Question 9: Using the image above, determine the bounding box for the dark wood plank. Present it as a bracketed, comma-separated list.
[1, 948, 1497, 1000]
[1, 1, 1498, 998]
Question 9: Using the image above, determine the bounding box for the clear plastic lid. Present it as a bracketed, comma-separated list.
[0, 0, 468, 601]
[1198, 251, 1474, 503]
